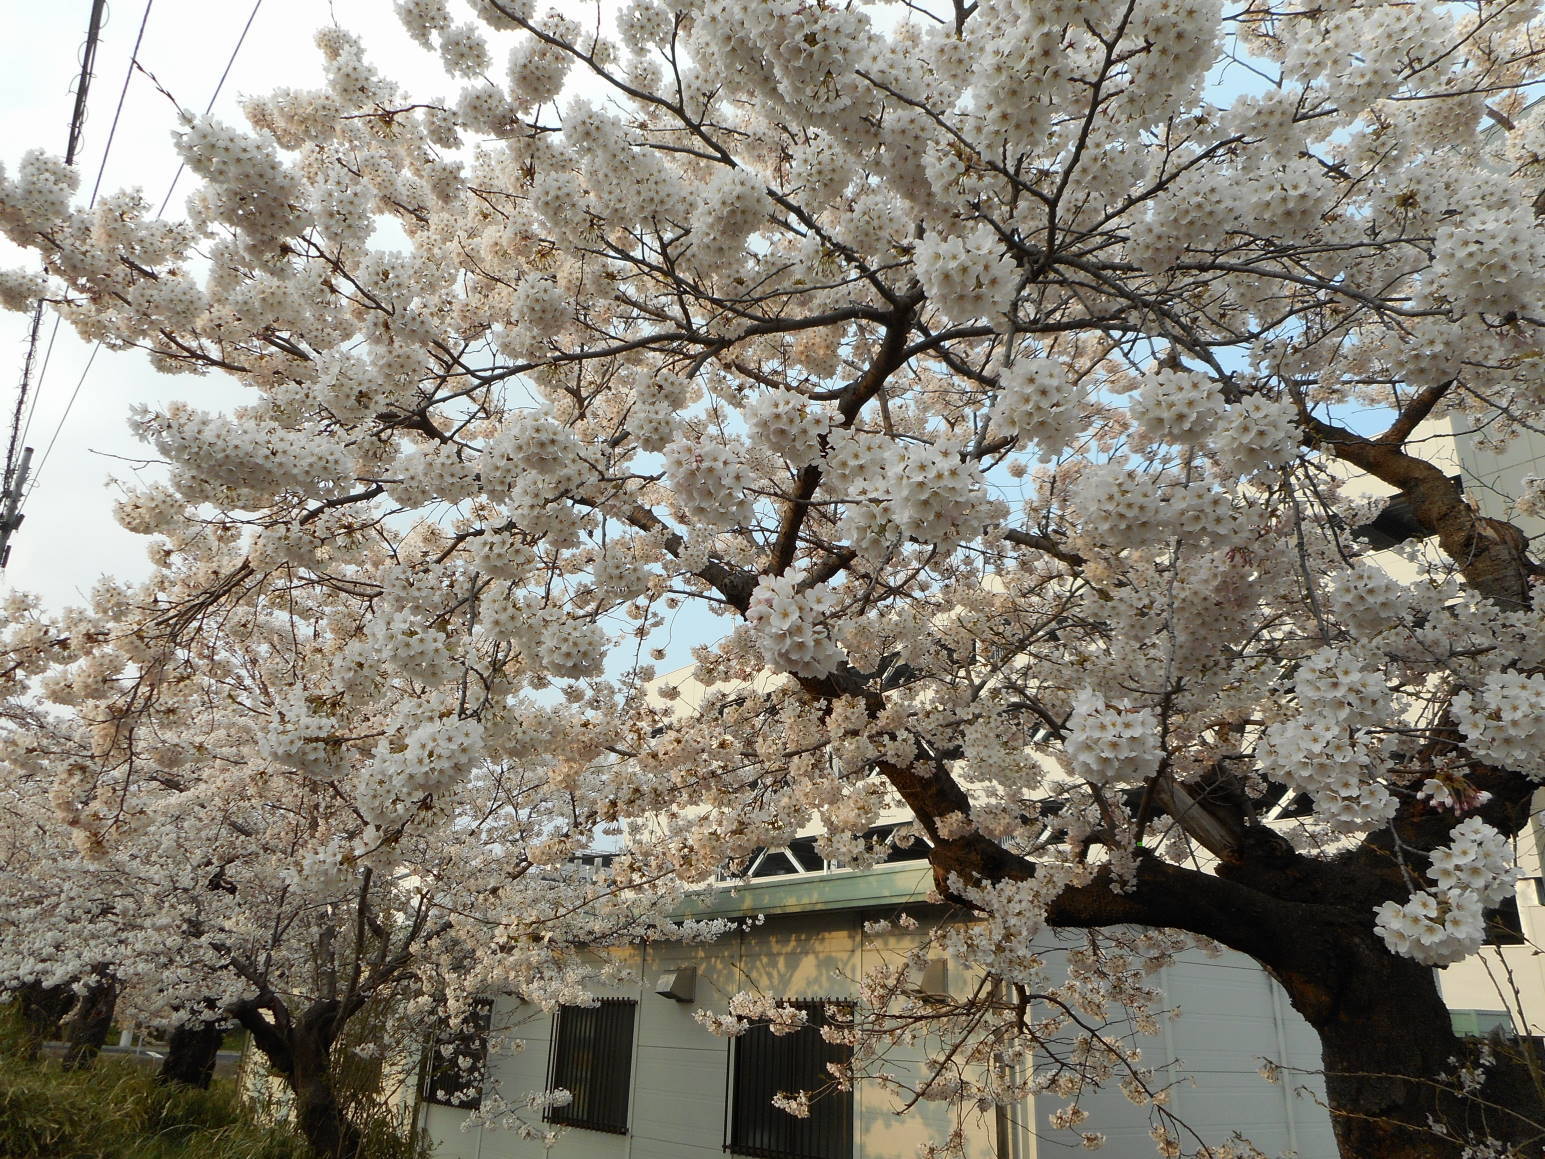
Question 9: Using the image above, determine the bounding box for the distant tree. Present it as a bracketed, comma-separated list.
[157, 1013, 225, 1090]
[0, 577, 678, 1157]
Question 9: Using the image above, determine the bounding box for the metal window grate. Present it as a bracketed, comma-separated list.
[422, 1000, 492, 1110]
[545, 998, 636, 1134]
[727, 1000, 854, 1159]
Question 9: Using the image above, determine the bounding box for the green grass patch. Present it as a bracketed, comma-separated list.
[0, 1054, 309, 1159]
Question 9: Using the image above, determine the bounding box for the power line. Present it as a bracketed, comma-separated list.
[20, 0, 267, 520]
[30, 346, 102, 514]
[90, 1, 157, 207]
[0, 0, 111, 570]
[157, 0, 264, 217]
[15, 311, 63, 456]
[16, 0, 155, 461]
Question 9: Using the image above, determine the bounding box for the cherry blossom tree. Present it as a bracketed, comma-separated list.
[0, 573, 683, 1158]
[5, 0, 1545, 1153]
[0, 694, 132, 1068]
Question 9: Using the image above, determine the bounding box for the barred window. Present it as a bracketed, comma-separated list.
[728, 1000, 854, 1159]
[545, 998, 636, 1134]
[422, 1000, 491, 1110]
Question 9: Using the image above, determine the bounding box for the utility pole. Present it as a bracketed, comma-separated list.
[0, 446, 33, 569]
[0, 0, 110, 570]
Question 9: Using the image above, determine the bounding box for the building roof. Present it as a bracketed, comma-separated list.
[673, 860, 935, 920]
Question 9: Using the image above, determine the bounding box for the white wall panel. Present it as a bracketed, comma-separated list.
[429, 915, 1347, 1159]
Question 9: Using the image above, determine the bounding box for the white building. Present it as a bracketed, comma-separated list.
[415, 827, 1545, 1158]
[408, 415, 1545, 1159]
[415, 852, 1335, 1158]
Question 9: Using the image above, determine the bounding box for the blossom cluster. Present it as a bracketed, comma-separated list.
[913, 227, 1019, 324]
[1453, 671, 1545, 780]
[664, 434, 756, 529]
[1063, 690, 1162, 787]
[743, 388, 830, 469]
[0, 149, 76, 241]
[745, 574, 845, 678]
[1257, 648, 1396, 831]
[1129, 367, 1223, 446]
[992, 357, 1081, 458]
[1375, 818, 1519, 967]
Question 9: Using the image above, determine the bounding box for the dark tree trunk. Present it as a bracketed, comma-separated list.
[288, 1024, 364, 1159]
[233, 995, 364, 1159]
[60, 974, 117, 1071]
[10, 981, 76, 1062]
[1271, 924, 1543, 1157]
[158, 1019, 225, 1088]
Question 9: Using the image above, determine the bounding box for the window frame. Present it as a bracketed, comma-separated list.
[1451, 1009, 1516, 1038]
[421, 999, 492, 1110]
[726, 999, 855, 1159]
[544, 997, 637, 1135]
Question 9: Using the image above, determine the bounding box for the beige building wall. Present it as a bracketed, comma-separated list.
[1438, 822, 1545, 1036]
[1452, 419, 1545, 537]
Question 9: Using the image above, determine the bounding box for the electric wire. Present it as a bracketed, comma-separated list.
[89, 0, 156, 207]
[29, 346, 102, 506]
[1, 0, 110, 556]
[156, 0, 264, 217]
[15, 310, 62, 459]
[19, 0, 267, 519]
[16, 0, 155, 461]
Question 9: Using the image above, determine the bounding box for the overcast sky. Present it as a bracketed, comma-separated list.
[0, 0, 442, 608]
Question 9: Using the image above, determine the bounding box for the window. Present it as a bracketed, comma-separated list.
[1451, 1009, 1515, 1038]
[728, 1000, 854, 1159]
[422, 1000, 491, 1109]
[545, 999, 635, 1134]
[868, 823, 930, 863]
[748, 839, 828, 878]
[1350, 477, 1461, 549]
[1484, 893, 1527, 946]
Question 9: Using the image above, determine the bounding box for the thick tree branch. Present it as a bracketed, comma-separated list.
[768, 291, 922, 578]
[1304, 410, 1539, 608]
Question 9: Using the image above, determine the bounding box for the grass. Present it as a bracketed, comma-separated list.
[0, 1053, 310, 1159]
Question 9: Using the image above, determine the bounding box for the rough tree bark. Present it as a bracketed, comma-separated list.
[157, 1018, 225, 1089]
[289, 1023, 364, 1159]
[1283, 931, 1540, 1157]
[60, 971, 117, 1071]
[232, 994, 364, 1159]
